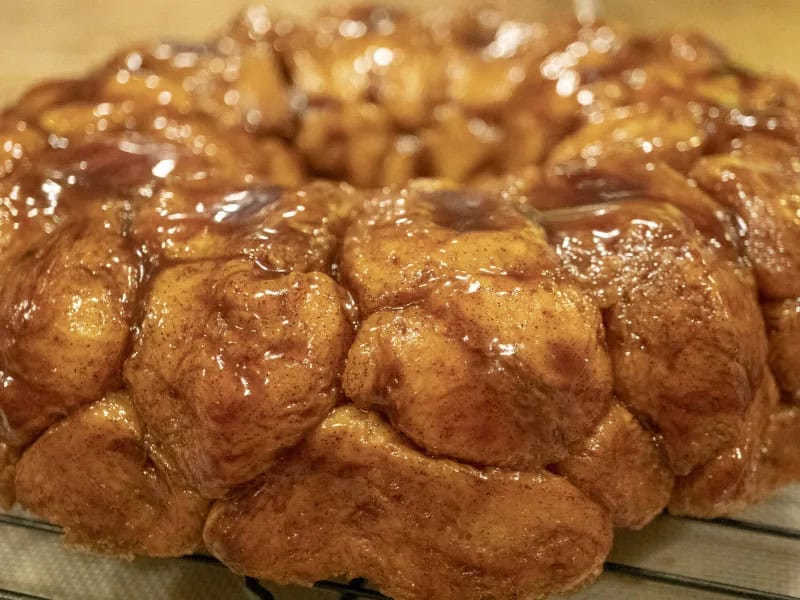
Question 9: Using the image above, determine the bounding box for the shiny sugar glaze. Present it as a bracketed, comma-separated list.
[1, 6, 800, 600]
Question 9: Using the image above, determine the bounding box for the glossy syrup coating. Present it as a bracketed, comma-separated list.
[0, 162, 143, 507]
[15, 392, 208, 555]
[552, 403, 674, 529]
[342, 182, 613, 470]
[692, 134, 800, 299]
[755, 404, 800, 495]
[132, 180, 356, 265]
[763, 297, 800, 404]
[543, 200, 767, 475]
[547, 100, 707, 172]
[125, 259, 354, 498]
[0, 120, 45, 180]
[204, 405, 613, 600]
[123, 180, 356, 498]
[0, 441, 18, 509]
[0, 4, 798, 600]
[0, 194, 140, 447]
[669, 373, 778, 518]
[96, 10, 296, 137]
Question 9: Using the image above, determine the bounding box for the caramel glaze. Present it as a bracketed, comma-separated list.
[206, 406, 612, 600]
[1, 5, 799, 600]
[341, 180, 613, 473]
[15, 392, 208, 555]
[542, 199, 766, 469]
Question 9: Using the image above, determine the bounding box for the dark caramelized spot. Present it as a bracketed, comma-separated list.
[548, 340, 587, 379]
[519, 170, 645, 212]
[40, 139, 169, 190]
[427, 189, 517, 231]
[453, 18, 499, 50]
[561, 169, 645, 203]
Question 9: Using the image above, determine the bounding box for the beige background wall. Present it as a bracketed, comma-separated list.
[0, 0, 798, 106]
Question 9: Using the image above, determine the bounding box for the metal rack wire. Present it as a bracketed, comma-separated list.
[1, 506, 798, 600]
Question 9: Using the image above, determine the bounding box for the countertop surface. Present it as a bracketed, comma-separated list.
[1, 0, 799, 106]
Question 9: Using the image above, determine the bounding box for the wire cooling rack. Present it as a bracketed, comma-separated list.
[1, 485, 798, 600]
